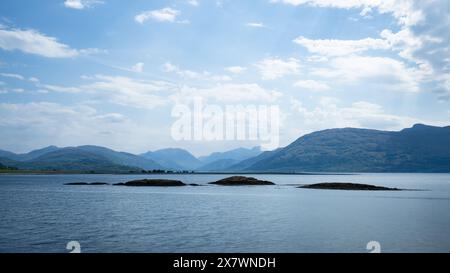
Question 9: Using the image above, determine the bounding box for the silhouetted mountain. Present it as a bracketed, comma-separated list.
[238, 124, 450, 172]
[196, 159, 240, 171]
[199, 147, 261, 165]
[21, 148, 142, 172]
[0, 145, 163, 172]
[0, 162, 17, 170]
[0, 162, 9, 169]
[0, 150, 20, 161]
[0, 157, 19, 167]
[0, 146, 59, 161]
[194, 147, 263, 171]
[19, 146, 60, 161]
[141, 148, 202, 170]
[1, 124, 449, 173]
[75, 145, 163, 170]
[226, 148, 283, 171]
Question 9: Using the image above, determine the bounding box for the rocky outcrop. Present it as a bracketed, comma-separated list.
[299, 183, 401, 191]
[114, 179, 186, 187]
[209, 176, 275, 186]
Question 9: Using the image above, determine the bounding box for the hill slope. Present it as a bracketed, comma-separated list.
[0, 146, 163, 172]
[141, 148, 201, 170]
[199, 147, 261, 165]
[240, 124, 450, 172]
[196, 159, 241, 171]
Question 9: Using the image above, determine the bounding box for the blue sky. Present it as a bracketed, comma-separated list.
[0, 0, 449, 156]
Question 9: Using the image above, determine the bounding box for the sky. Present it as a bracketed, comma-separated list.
[0, 0, 449, 156]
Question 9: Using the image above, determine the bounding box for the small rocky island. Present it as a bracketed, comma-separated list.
[210, 176, 275, 186]
[299, 182, 401, 191]
[113, 179, 186, 187]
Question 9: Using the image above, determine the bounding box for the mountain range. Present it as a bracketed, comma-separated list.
[197, 147, 262, 171]
[1, 124, 449, 173]
[140, 148, 203, 170]
[227, 124, 450, 173]
[0, 145, 259, 173]
[0, 146, 162, 173]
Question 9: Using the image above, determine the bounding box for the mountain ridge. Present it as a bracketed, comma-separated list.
[140, 148, 202, 170]
[235, 124, 450, 172]
[0, 145, 163, 173]
[1, 124, 449, 173]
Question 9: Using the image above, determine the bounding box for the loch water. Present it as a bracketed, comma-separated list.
[1, 173, 449, 253]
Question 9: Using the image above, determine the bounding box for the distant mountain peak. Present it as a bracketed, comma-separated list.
[411, 123, 438, 130]
[37, 145, 59, 150]
[238, 123, 450, 173]
[0, 145, 163, 172]
[198, 146, 263, 170]
[140, 148, 201, 170]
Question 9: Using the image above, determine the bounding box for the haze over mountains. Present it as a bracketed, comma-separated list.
[0, 146, 162, 172]
[140, 148, 203, 170]
[197, 147, 262, 171]
[1, 124, 450, 173]
[0, 145, 260, 173]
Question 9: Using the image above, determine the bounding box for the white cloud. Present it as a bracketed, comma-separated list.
[0, 101, 175, 154]
[246, 22, 266, 28]
[31, 75, 172, 109]
[279, 0, 450, 100]
[0, 73, 41, 85]
[26, 71, 279, 110]
[293, 36, 389, 56]
[0, 73, 25, 80]
[311, 55, 423, 92]
[163, 62, 232, 82]
[225, 66, 247, 74]
[81, 75, 170, 109]
[294, 28, 443, 95]
[255, 57, 300, 80]
[0, 87, 25, 94]
[171, 83, 282, 104]
[0, 103, 101, 138]
[64, 0, 104, 9]
[289, 97, 443, 133]
[162, 62, 178, 73]
[270, 0, 424, 26]
[294, 28, 437, 58]
[293, 80, 330, 91]
[0, 105, 170, 155]
[187, 0, 199, 6]
[380, 28, 440, 69]
[135, 8, 180, 24]
[131, 62, 145, 73]
[79, 48, 108, 55]
[39, 84, 82, 93]
[0, 27, 100, 58]
[29, 77, 40, 83]
[295, 29, 425, 68]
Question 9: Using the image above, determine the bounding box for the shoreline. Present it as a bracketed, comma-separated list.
[0, 171, 357, 176]
[2, 171, 450, 176]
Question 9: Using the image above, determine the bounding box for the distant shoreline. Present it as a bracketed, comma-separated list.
[2, 170, 450, 175]
[0, 170, 356, 175]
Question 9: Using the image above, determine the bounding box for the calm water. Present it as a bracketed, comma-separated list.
[0, 173, 449, 253]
